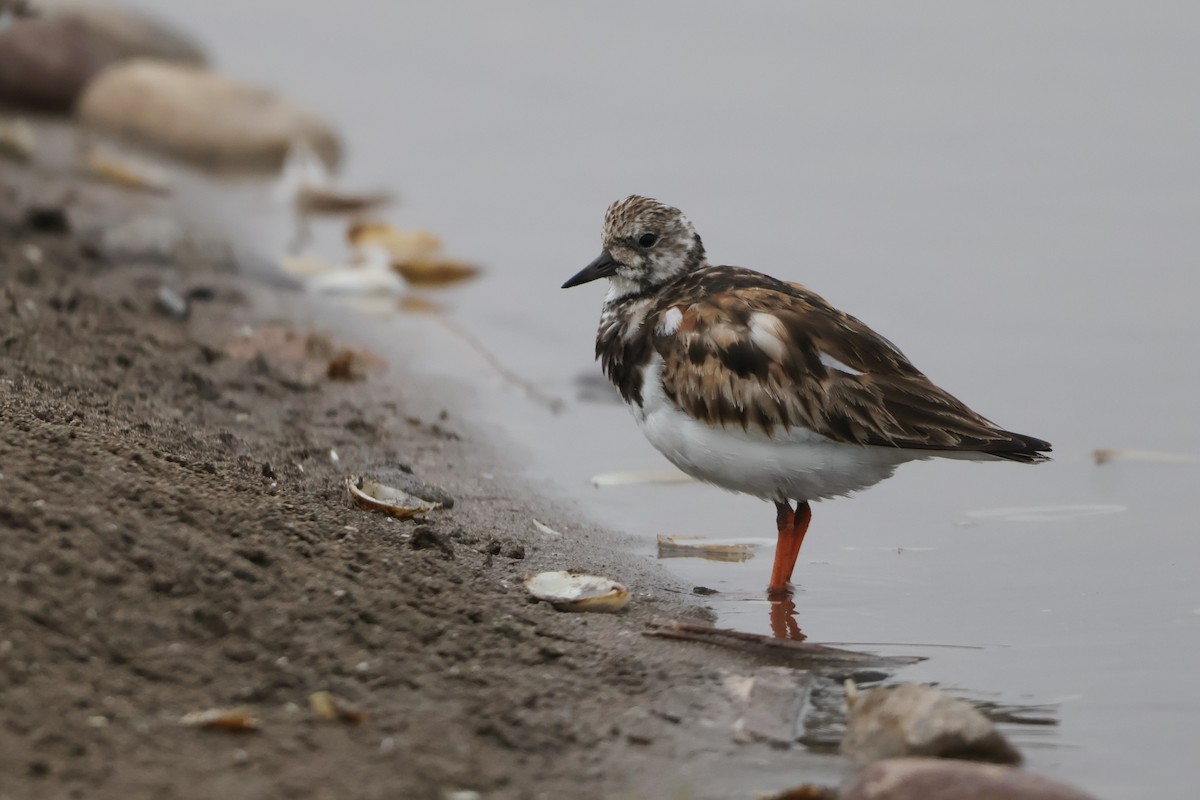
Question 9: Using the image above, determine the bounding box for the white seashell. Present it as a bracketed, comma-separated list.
[347, 476, 439, 520]
[279, 255, 333, 278]
[308, 267, 404, 295]
[590, 469, 696, 488]
[523, 571, 629, 613]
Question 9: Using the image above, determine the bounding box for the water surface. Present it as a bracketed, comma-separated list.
[149, 2, 1200, 796]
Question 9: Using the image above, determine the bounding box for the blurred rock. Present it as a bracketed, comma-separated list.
[762, 787, 835, 800]
[841, 683, 1021, 766]
[78, 60, 342, 172]
[0, 4, 205, 113]
[840, 758, 1096, 800]
[42, 2, 206, 65]
[733, 667, 810, 746]
[24, 205, 70, 234]
[0, 18, 117, 111]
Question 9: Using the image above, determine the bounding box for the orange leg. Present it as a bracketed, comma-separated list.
[767, 500, 812, 599]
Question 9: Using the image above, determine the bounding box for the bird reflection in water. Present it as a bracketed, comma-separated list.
[769, 596, 806, 641]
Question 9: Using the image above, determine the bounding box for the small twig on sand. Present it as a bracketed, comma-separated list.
[432, 312, 564, 414]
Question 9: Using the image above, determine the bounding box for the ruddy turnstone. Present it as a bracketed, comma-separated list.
[563, 196, 1051, 598]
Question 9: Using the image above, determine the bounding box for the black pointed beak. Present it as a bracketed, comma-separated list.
[562, 251, 619, 288]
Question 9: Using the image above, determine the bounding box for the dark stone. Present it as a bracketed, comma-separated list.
[0, 18, 118, 112]
[185, 286, 216, 302]
[410, 526, 453, 559]
[77, 60, 342, 172]
[24, 206, 70, 234]
[0, 5, 206, 113]
[840, 758, 1096, 800]
[44, 3, 206, 66]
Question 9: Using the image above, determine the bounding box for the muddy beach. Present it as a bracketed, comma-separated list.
[6, 3, 1200, 798]
[0, 132, 1104, 800]
[0, 148, 877, 800]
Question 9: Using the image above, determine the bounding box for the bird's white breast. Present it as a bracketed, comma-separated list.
[630, 354, 924, 502]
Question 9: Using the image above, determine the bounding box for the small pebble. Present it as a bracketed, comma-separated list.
[24, 206, 70, 233]
[840, 758, 1096, 800]
[842, 683, 1021, 766]
[154, 285, 189, 320]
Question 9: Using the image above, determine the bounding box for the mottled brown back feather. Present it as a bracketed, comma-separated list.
[595, 265, 1052, 460]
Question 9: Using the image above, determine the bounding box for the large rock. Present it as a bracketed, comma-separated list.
[841, 758, 1096, 800]
[77, 60, 342, 172]
[42, 2, 207, 66]
[0, 17, 118, 111]
[0, 4, 205, 113]
[841, 683, 1022, 766]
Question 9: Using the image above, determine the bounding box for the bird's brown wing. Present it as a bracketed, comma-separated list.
[650, 267, 1049, 460]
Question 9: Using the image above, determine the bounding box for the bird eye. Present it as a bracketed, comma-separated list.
[638, 233, 658, 247]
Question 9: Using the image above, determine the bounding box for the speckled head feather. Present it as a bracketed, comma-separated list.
[598, 196, 706, 298]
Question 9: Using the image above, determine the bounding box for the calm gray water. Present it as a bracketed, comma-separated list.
[149, 2, 1200, 797]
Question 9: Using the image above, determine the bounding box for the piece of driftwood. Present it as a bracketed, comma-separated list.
[646, 622, 924, 668]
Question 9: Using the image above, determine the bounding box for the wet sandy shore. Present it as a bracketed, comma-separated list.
[0, 150, 855, 799]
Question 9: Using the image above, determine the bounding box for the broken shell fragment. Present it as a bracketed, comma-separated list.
[296, 186, 392, 214]
[590, 469, 696, 488]
[391, 258, 480, 287]
[347, 476, 439, 519]
[0, 119, 36, 162]
[307, 267, 404, 295]
[347, 221, 441, 262]
[531, 518, 564, 538]
[279, 254, 333, 278]
[398, 295, 443, 314]
[180, 707, 258, 732]
[656, 534, 766, 563]
[325, 347, 386, 381]
[346, 222, 480, 287]
[524, 571, 629, 613]
[81, 144, 170, 193]
[309, 691, 368, 724]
